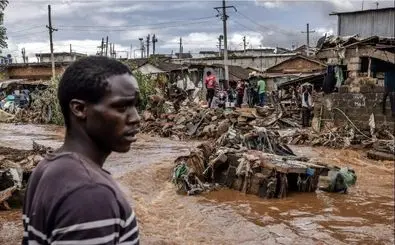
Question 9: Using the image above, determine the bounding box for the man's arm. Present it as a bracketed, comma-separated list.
[49, 184, 139, 245]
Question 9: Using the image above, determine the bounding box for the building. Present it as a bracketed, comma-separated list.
[4, 62, 70, 80]
[35, 52, 87, 63]
[172, 53, 297, 72]
[0, 55, 13, 65]
[330, 7, 395, 38]
[262, 55, 327, 91]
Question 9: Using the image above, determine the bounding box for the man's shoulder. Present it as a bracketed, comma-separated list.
[31, 153, 93, 188]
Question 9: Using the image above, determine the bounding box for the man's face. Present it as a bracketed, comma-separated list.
[85, 73, 141, 153]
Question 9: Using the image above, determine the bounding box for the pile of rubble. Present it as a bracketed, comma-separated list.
[0, 142, 52, 210]
[281, 124, 395, 161]
[171, 126, 356, 198]
[142, 100, 300, 141]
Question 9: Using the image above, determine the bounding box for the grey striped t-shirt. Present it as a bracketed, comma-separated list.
[22, 152, 139, 245]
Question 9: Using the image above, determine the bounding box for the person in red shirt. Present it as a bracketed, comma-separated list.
[205, 71, 216, 108]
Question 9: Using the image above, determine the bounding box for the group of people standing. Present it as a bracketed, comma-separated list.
[204, 71, 268, 109]
[204, 71, 314, 128]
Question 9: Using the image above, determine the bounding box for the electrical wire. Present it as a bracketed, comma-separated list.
[58, 19, 215, 32]
[7, 26, 44, 34]
[232, 19, 265, 35]
[235, 10, 270, 32]
[57, 16, 217, 28]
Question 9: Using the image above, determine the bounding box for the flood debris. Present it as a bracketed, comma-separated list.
[318, 167, 357, 193]
[171, 126, 340, 199]
[142, 101, 299, 141]
[0, 141, 52, 210]
[281, 123, 395, 160]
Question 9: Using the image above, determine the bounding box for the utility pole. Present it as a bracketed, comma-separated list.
[105, 36, 109, 57]
[178, 37, 183, 58]
[100, 38, 104, 56]
[139, 38, 144, 58]
[243, 36, 247, 53]
[146, 34, 150, 58]
[21, 48, 26, 63]
[69, 44, 72, 54]
[46, 5, 58, 79]
[152, 34, 158, 55]
[215, 0, 237, 90]
[301, 23, 315, 56]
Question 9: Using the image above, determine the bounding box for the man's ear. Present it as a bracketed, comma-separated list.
[69, 99, 87, 120]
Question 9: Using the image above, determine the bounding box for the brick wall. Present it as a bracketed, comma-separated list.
[314, 85, 394, 130]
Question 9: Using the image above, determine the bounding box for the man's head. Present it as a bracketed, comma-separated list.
[206, 71, 211, 76]
[58, 56, 140, 153]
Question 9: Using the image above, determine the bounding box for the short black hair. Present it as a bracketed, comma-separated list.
[58, 56, 132, 127]
[207, 71, 211, 76]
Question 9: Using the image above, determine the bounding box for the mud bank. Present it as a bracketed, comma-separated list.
[0, 123, 394, 245]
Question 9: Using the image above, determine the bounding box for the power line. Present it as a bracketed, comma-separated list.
[232, 19, 264, 35]
[6, 26, 44, 34]
[235, 10, 270, 32]
[7, 31, 47, 39]
[57, 19, 215, 32]
[57, 16, 216, 28]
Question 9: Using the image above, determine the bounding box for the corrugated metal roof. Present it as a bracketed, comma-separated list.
[330, 7, 395, 16]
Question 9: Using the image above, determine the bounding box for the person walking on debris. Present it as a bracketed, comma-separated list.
[205, 71, 216, 108]
[382, 70, 395, 122]
[301, 85, 313, 128]
[22, 56, 140, 245]
[236, 80, 245, 107]
[257, 76, 266, 107]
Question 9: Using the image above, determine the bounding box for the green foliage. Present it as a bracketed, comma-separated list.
[131, 69, 158, 111]
[123, 60, 166, 111]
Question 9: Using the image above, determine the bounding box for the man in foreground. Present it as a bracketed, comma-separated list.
[22, 56, 140, 245]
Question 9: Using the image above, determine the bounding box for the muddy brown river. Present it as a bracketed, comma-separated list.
[0, 123, 394, 245]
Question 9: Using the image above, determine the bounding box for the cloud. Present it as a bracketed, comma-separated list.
[97, 4, 146, 14]
[2, 0, 393, 61]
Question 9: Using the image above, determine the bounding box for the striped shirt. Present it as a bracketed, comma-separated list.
[22, 152, 139, 245]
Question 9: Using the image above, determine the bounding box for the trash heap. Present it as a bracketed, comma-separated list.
[172, 126, 334, 198]
[281, 124, 395, 161]
[142, 101, 301, 141]
[0, 142, 52, 210]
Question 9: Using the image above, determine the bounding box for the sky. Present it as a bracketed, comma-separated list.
[2, 0, 395, 62]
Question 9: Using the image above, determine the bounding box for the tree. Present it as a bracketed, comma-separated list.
[0, 0, 8, 49]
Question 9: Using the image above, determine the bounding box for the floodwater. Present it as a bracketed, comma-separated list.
[0, 123, 394, 245]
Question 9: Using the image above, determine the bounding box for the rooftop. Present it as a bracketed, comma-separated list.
[35, 52, 87, 57]
[330, 7, 395, 16]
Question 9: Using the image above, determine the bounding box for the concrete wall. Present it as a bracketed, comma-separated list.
[172, 54, 296, 71]
[338, 8, 395, 37]
[40, 55, 76, 63]
[7, 66, 67, 80]
[314, 85, 394, 131]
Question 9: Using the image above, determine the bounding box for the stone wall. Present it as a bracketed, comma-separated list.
[313, 85, 394, 131]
